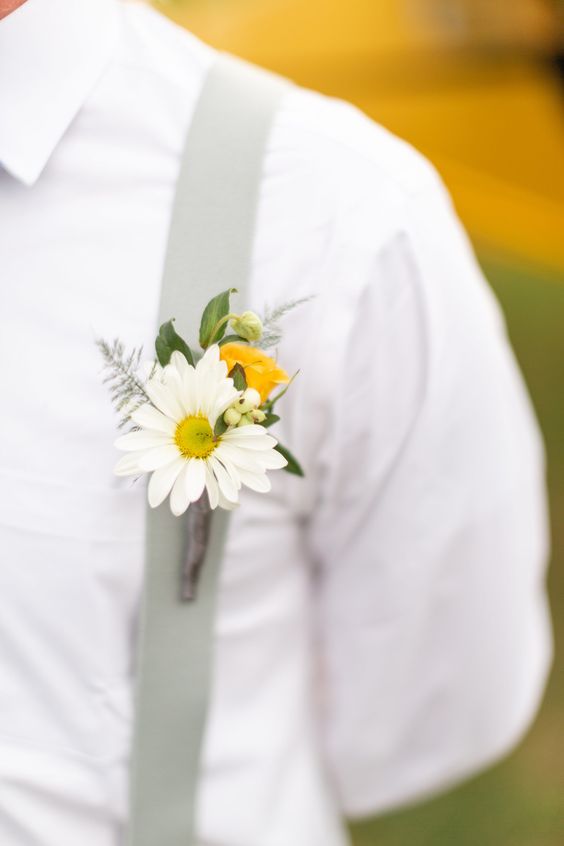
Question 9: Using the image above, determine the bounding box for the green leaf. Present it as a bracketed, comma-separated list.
[214, 416, 228, 437]
[274, 443, 305, 477]
[155, 319, 195, 367]
[218, 333, 248, 347]
[199, 288, 237, 348]
[229, 363, 247, 392]
[262, 413, 280, 429]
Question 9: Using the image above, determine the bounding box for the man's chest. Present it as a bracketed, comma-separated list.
[0, 160, 171, 477]
[0, 170, 167, 757]
[0, 165, 307, 762]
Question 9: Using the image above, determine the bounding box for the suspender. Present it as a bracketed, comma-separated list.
[128, 53, 290, 846]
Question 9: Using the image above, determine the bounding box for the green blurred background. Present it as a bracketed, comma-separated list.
[157, 2, 563, 842]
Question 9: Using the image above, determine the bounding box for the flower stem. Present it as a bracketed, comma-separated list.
[208, 313, 238, 346]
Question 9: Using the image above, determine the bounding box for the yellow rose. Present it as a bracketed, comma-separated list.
[219, 343, 290, 403]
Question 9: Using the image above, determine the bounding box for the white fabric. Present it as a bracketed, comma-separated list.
[0, 0, 552, 844]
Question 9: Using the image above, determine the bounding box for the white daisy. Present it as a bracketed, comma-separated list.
[113, 344, 287, 515]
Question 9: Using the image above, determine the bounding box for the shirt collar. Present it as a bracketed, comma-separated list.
[0, 0, 119, 186]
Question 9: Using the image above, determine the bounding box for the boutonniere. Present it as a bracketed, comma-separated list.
[96, 289, 304, 591]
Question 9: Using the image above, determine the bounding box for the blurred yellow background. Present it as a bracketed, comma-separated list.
[155, 2, 563, 844]
[157, 0, 563, 275]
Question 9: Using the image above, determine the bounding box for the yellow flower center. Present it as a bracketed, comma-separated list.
[174, 416, 216, 459]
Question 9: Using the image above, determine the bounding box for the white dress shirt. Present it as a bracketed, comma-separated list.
[0, 1, 552, 844]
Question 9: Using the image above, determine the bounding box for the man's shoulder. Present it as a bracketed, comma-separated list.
[271, 82, 440, 202]
[119, 2, 440, 204]
[117, 1, 215, 96]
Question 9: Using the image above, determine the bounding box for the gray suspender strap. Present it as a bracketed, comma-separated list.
[128, 53, 291, 846]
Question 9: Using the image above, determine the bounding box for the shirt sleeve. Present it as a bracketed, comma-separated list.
[305, 172, 553, 818]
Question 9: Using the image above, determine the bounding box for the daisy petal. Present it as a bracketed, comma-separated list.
[181, 365, 196, 408]
[163, 365, 189, 415]
[202, 344, 220, 364]
[183, 458, 207, 503]
[215, 442, 264, 475]
[222, 433, 278, 451]
[204, 461, 220, 509]
[196, 361, 215, 418]
[114, 430, 173, 451]
[138, 444, 181, 472]
[221, 423, 266, 437]
[215, 452, 241, 489]
[170, 463, 191, 516]
[169, 350, 192, 379]
[114, 451, 145, 477]
[145, 379, 184, 421]
[248, 448, 288, 470]
[238, 468, 272, 493]
[209, 455, 239, 504]
[211, 384, 240, 424]
[130, 404, 176, 435]
[218, 489, 240, 511]
[147, 457, 186, 508]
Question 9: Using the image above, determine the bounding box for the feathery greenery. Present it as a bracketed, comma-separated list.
[96, 337, 155, 428]
[259, 296, 314, 348]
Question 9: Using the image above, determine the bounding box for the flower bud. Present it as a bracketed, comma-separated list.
[236, 387, 261, 414]
[230, 310, 263, 342]
[237, 413, 254, 427]
[223, 407, 242, 427]
[245, 387, 261, 406]
[250, 408, 266, 423]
